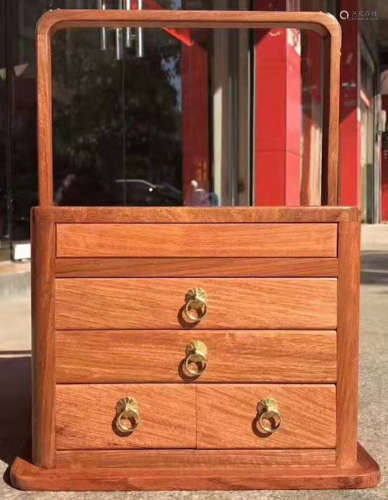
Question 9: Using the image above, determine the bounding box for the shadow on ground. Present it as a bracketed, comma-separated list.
[361, 252, 388, 286]
[0, 355, 31, 470]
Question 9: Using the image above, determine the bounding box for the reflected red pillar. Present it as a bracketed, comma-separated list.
[339, 0, 361, 206]
[254, 0, 302, 206]
[182, 44, 210, 206]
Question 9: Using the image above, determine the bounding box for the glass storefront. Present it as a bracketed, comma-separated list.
[52, 23, 254, 208]
[0, 0, 331, 257]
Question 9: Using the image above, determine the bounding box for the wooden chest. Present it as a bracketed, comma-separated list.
[11, 9, 380, 491]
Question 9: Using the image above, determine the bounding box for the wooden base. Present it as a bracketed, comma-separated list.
[10, 444, 380, 491]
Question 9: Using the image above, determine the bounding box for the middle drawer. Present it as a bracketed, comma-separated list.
[55, 278, 337, 330]
[56, 330, 337, 383]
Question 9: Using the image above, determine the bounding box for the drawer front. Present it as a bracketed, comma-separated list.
[56, 384, 196, 450]
[56, 330, 337, 383]
[197, 385, 336, 449]
[56, 223, 337, 258]
[55, 278, 337, 330]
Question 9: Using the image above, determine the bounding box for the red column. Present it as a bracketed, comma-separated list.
[339, 0, 361, 206]
[182, 44, 210, 206]
[254, 0, 302, 206]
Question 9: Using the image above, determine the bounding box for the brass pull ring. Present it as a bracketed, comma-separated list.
[115, 397, 141, 435]
[257, 398, 281, 434]
[184, 340, 208, 377]
[184, 288, 208, 323]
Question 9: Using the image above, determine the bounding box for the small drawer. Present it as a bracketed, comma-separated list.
[56, 330, 337, 383]
[56, 223, 337, 258]
[56, 384, 196, 450]
[55, 278, 337, 330]
[197, 385, 336, 449]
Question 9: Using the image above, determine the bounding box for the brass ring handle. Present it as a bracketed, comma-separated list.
[256, 398, 282, 435]
[184, 288, 208, 323]
[183, 340, 208, 377]
[115, 397, 141, 435]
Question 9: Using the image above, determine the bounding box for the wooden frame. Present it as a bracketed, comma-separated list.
[10, 9, 380, 492]
[11, 446, 380, 491]
[36, 9, 341, 207]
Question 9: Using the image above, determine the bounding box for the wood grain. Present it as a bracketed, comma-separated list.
[55, 278, 338, 330]
[55, 449, 336, 469]
[324, 22, 340, 205]
[38, 9, 341, 36]
[56, 223, 337, 258]
[31, 208, 56, 468]
[197, 385, 336, 449]
[322, 35, 331, 205]
[37, 11, 53, 207]
[56, 384, 196, 450]
[55, 257, 339, 278]
[44, 206, 356, 222]
[37, 10, 341, 206]
[336, 221, 361, 467]
[11, 444, 381, 491]
[56, 330, 337, 383]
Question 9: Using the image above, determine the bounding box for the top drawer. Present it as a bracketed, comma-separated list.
[56, 223, 337, 258]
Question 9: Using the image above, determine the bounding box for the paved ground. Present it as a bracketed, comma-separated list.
[0, 225, 387, 499]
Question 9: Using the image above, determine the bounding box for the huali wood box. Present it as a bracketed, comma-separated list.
[11, 9, 380, 491]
